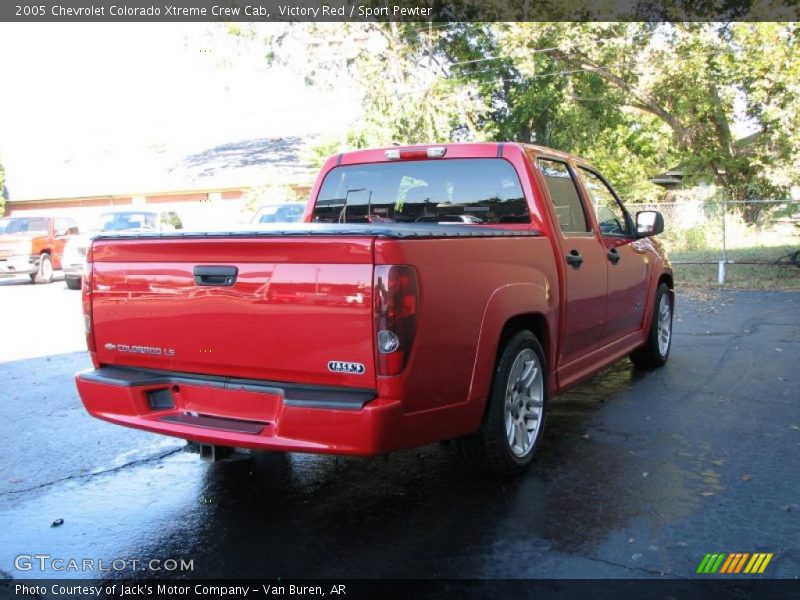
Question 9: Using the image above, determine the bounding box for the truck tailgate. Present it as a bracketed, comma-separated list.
[90, 236, 376, 388]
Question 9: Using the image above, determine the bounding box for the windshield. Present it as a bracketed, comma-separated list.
[255, 204, 305, 223]
[0, 217, 50, 234]
[312, 158, 529, 224]
[94, 212, 157, 232]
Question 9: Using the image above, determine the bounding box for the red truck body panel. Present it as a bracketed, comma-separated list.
[76, 142, 672, 456]
[90, 236, 376, 388]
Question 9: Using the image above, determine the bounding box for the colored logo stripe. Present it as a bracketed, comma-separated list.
[697, 553, 773, 574]
[720, 553, 749, 573]
[745, 553, 774, 574]
[697, 553, 726, 573]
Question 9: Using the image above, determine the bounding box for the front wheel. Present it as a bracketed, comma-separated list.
[630, 282, 673, 368]
[31, 253, 53, 284]
[455, 330, 548, 476]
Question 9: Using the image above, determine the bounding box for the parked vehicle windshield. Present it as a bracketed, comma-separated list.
[312, 158, 529, 224]
[94, 212, 158, 232]
[253, 204, 305, 224]
[0, 217, 50, 234]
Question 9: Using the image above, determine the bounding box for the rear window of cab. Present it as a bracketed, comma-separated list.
[312, 158, 529, 224]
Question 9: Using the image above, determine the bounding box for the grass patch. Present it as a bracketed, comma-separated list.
[663, 223, 800, 289]
[674, 263, 800, 290]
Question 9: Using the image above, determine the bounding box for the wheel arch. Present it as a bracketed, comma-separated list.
[465, 282, 556, 429]
[499, 314, 550, 367]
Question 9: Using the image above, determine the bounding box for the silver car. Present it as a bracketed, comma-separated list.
[63, 209, 183, 289]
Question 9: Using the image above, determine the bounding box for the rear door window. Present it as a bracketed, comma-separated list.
[536, 159, 590, 234]
[312, 158, 529, 224]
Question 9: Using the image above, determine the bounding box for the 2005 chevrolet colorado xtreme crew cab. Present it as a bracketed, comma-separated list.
[75, 143, 673, 475]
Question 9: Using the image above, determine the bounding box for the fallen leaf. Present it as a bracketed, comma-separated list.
[643, 472, 649, 477]
[51, 518, 64, 527]
[701, 492, 715, 497]
[581, 434, 591, 440]
[710, 459, 724, 466]
[775, 348, 783, 352]
[740, 474, 752, 482]
[791, 425, 800, 430]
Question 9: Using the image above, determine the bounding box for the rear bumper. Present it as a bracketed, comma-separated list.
[0, 254, 37, 275]
[75, 367, 405, 455]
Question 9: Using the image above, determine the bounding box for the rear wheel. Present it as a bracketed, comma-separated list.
[456, 330, 547, 476]
[65, 276, 82, 290]
[31, 253, 53, 284]
[630, 282, 673, 368]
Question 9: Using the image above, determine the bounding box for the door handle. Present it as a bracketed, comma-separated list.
[607, 248, 621, 265]
[193, 265, 238, 286]
[566, 250, 584, 269]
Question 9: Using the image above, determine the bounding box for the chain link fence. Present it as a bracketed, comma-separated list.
[630, 198, 800, 285]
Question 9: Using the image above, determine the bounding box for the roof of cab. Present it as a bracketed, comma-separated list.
[333, 141, 589, 167]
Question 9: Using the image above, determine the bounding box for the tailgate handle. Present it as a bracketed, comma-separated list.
[193, 265, 238, 286]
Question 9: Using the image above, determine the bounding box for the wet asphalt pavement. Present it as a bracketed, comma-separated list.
[0, 275, 798, 580]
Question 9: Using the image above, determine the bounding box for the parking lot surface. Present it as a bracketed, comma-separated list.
[1, 275, 798, 579]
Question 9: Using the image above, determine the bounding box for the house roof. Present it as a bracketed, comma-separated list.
[650, 132, 762, 187]
[6, 136, 316, 202]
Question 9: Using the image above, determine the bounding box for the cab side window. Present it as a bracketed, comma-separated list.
[54, 217, 79, 235]
[536, 158, 590, 234]
[579, 168, 630, 236]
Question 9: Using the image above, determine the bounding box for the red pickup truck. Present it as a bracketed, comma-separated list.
[75, 143, 673, 475]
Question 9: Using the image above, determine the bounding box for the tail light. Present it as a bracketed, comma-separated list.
[82, 246, 96, 353]
[374, 265, 419, 376]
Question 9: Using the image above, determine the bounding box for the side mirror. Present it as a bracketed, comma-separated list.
[636, 210, 664, 237]
[55, 228, 68, 237]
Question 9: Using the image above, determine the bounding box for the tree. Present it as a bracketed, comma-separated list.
[257, 22, 800, 206]
[475, 23, 800, 205]
[263, 23, 491, 147]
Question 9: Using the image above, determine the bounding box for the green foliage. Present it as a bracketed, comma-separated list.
[259, 23, 800, 209]
[683, 226, 709, 252]
[241, 183, 306, 215]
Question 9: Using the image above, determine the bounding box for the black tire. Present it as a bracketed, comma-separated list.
[455, 330, 548, 476]
[630, 282, 673, 368]
[65, 276, 82, 290]
[32, 253, 53, 284]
